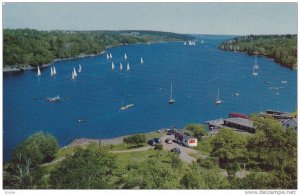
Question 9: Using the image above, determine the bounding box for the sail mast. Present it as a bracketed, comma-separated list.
[170, 82, 173, 99]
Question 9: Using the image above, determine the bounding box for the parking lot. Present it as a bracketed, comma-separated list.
[160, 134, 201, 163]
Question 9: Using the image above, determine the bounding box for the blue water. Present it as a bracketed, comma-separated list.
[3, 35, 297, 161]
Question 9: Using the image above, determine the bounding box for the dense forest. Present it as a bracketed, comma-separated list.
[218, 35, 297, 69]
[3, 29, 192, 68]
[3, 116, 297, 189]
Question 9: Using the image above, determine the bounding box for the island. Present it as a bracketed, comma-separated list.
[218, 35, 297, 69]
[3, 29, 193, 70]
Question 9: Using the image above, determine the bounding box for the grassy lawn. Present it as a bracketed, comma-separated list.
[114, 148, 169, 168]
[107, 130, 166, 151]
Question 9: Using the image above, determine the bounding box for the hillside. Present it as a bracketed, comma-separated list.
[218, 35, 297, 69]
[3, 29, 193, 68]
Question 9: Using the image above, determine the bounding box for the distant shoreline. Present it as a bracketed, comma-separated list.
[3, 40, 182, 73]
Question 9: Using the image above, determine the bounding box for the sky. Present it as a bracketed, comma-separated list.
[2, 2, 298, 35]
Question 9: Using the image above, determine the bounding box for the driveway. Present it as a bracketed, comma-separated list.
[160, 134, 203, 163]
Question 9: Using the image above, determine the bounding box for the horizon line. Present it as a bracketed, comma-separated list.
[3, 28, 297, 36]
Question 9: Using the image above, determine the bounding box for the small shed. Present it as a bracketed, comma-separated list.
[175, 132, 197, 147]
[182, 135, 198, 147]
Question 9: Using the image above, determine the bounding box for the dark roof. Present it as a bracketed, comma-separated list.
[224, 117, 254, 128]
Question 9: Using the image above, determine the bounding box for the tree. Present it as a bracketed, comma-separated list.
[49, 147, 117, 189]
[230, 172, 274, 189]
[246, 116, 297, 188]
[184, 124, 207, 137]
[13, 132, 59, 165]
[154, 144, 163, 150]
[211, 128, 247, 167]
[123, 134, 146, 147]
[122, 159, 180, 189]
[180, 163, 230, 189]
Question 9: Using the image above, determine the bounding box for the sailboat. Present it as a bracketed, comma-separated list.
[78, 64, 82, 73]
[109, 53, 112, 59]
[216, 88, 222, 105]
[120, 63, 123, 71]
[71, 71, 75, 80]
[120, 98, 134, 110]
[36, 66, 41, 76]
[50, 67, 54, 76]
[168, 82, 175, 104]
[252, 66, 258, 76]
[53, 66, 56, 75]
[106, 53, 109, 60]
[112, 62, 115, 71]
[73, 68, 77, 77]
[201, 40, 204, 44]
[184, 42, 187, 46]
[140, 57, 144, 64]
[253, 56, 259, 69]
[127, 63, 130, 71]
[124, 53, 127, 60]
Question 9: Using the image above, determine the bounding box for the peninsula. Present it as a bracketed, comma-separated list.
[218, 35, 297, 69]
[4, 29, 193, 70]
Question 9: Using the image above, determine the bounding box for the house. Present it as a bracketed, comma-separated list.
[174, 131, 197, 147]
[281, 118, 297, 132]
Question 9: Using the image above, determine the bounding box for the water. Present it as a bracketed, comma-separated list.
[3, 35, 297, 161]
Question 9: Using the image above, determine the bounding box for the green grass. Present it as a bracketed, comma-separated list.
[114, 148, 169, 168]
[106, 130, 166, 151]
[194, 135, 215, 155]
[55, 146, 77, 159]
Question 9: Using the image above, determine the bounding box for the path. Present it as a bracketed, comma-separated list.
[110, 146, 153, 153]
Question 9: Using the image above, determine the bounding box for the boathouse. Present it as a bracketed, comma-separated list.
[206, 117, 256, 133]
[223, 118, 255, 133]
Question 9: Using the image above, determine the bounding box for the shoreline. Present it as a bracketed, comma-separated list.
[3, 40, 185, 73]
[67, 129, 166, 147]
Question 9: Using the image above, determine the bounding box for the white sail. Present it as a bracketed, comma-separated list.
[124, 53, 127, 60]
[184, 42, 187, 45]
[109, 53, 112, 59]
[201, 40, 204, 44]
[140, 57, 144, 64]
[78, 64, 82, 73]
[120, 63, 123, 71]
[50, 67, 53, 76]
[253, 56, 259, 69]
[106, 53, 109, 59]
[127, 63, 130, 71]
[73, 68, 77, 77]
[216, 88, 222, 104]
[112, 62, 115, 71]
[53, 66, 56, 75]
[37, 66, 41, 76]
[71, 71, 75, 80]
[168, 82, 175, 104]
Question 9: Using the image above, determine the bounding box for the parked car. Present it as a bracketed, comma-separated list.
[165, 138, 172, 144]
[153, 138, 161, 144]
[171, 148, 181, 154]
[148, 139, 156, 146]
[167, 129, 175, 135]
